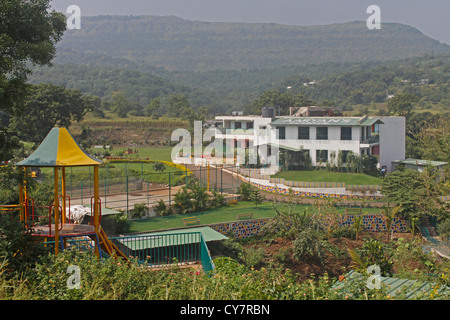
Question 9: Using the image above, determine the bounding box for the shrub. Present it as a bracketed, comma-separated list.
[113, 211, 131, 234]
[240, 246, 266, 268]
[155, 199, 168, 216]
[292, 227, 326, 263]
[210, 190, 225, 208]
[0, 214, 49, 277]
[237, 182, 252, 200]
[437, 219, 450, 240]
[130, 203, 148, 219]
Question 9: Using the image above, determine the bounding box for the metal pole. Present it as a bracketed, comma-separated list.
[93, 165, 100, 258]
[207, 162, 210, 191]
[61, 167, 66, 224]
[126, 175, 129, 215]
[168, 172, 171, 207]
[54, 167, 59, 255]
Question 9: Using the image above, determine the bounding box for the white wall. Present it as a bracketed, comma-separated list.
[268, 125, 362, 166]
[379, 116, 406, 172]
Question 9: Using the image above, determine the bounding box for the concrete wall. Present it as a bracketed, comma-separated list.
[379, 116, 406, 172]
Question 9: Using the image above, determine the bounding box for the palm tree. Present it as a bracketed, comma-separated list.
[381, 205, 402, 240]
[353, 214, 364, 241]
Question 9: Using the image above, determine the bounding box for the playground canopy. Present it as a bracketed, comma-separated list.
[16, 127, 102, 167]
[16, 127, 104, 256]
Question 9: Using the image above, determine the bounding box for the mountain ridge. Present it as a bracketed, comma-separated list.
[57, 15, 450, 72]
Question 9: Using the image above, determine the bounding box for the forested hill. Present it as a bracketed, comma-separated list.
[56, 15, 450, 72]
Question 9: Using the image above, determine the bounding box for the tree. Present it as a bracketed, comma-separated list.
[381, 168, 447, 220]
[0, 0, 66, 159]
[145, 98, 161, 118]
[250, 188, 263, 208]
[9, 84, 93, 143]
[167, 94, 191, 118]
[237, 182, 253, 201]
[387, 93, 419, 117]
[111, 93, 130, 118]
[381, 205, 401, 240]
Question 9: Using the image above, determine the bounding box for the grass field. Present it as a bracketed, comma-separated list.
[272, 170, 382, 185]
[108, 146, 175, 162]
[127, 200, 382, 233]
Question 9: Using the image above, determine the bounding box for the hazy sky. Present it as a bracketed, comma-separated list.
[51, 0, 450, 45]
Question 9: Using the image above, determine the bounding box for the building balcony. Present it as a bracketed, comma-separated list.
[216, 127, 254, 136]
[361, 133, 380, 145]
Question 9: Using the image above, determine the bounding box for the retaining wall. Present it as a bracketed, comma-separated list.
[209, 214, 407, 239]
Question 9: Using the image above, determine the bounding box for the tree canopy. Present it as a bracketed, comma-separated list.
[0, 0, 66, 160]
[9, 83, 96, 144]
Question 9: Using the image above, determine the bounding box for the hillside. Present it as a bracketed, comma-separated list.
[56, 15, 450, 72]
[30, 53, 450, 115]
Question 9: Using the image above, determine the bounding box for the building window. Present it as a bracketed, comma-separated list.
[316, 127, 328, 140]
[246, 122, 254, 129]
[234, 122, 242, 129]
[298, 127, 310, 140]
[316, 150, 328, 162]
[341, 150, 351, 163]
[277, 126, 286, 140]
[341, 127, 352, 140]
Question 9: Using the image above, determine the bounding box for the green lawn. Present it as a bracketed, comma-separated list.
[110, 146, 175, 162]
[127, 200, 382, 233]
[273, 170, 382, 185]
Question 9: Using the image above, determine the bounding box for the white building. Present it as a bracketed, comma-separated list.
[215, 110, 405, 173]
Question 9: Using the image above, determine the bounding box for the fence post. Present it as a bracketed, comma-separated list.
[169, 172, 171, 208]
[126, 175, 129, 214]
[147, 174, 150, 210]
[104, 177, 107, 206]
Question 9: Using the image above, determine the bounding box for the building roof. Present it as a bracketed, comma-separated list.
[392, 159, 448, 167]
[270, 116, 383, 127]
[16, 127, 102, 167]
[333, 270, 448, 299]
[117, 227, 228, 250]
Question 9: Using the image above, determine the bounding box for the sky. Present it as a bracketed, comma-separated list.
[50, 0, 450, 45]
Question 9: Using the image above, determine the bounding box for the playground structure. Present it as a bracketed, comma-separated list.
[0, 127, 217, 273]
[13, 127, 127, 259]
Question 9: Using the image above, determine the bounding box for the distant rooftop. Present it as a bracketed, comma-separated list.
[392, 159, 448, 167]
[270, 116, 383, 127]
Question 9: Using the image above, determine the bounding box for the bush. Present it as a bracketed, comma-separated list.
[437, 219, 450, 240]
[240, 246, 266, 268]
[130, 203, 148, 219]
[114, 212, 131, 234]
[292, 228, 326, 263]
[0, 214, 49, 277]
[237, 182, 252, 200]
[155, 199, 168, 216]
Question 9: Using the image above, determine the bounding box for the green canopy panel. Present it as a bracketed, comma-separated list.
[116, 227, 228, 251]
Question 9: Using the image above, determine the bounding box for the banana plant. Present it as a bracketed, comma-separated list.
[353, 214, 364, 241]
[381, 204, 402, 240]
